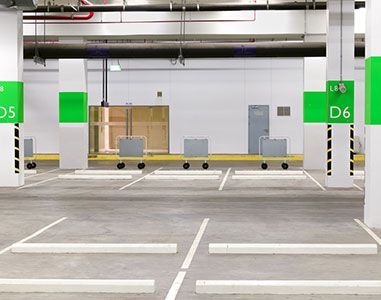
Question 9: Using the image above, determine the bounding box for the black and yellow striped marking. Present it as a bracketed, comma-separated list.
[14, 123, 20, 174]
[350, 124, 354, 176]
[327, 124, 332, 176]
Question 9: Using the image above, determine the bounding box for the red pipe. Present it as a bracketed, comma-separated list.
[24, 0, 94, 21]
[23, 0, 254, 24]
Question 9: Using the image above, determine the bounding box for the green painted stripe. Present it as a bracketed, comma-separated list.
[304, 91, 326, 123]
[365, 56, 381, 125]
[59, 92, 88, 123]
[0, 81, 24, 124]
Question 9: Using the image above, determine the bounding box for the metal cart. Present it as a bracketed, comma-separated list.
[116, 136, 146, 170]
[24, 137, 37, 170]
[259, 136, 290, 170]
[182, 136, 210, 170]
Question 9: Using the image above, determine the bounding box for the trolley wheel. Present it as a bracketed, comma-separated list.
[261, 162, 268, 170]
[138, 162, 146, 169]
[202, 162, 209, 170]
[281, 162, 289, 170]
[183, 162, 190, 170]
[31, 162, 37, 169]
[26, 162, 34, 170]
[117, 162, 126, 169]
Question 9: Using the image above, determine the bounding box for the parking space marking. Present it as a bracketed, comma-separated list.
[17, 177, 59, 190]
[0, 217, 67, 255]
[11, 243, 178, 254]
[195, 280, 381, 295]
[354, 219, 381, 246]
[232, 175, 306, 180]
[119, 167, 162, 191]
[303, 170, 327, 191]
[155, 170, 222, 175]
[209, 243, 377, 255]
[218, 168, 231, 191]
[75, 169, 142, 175]
[0, 279, 155, 294]
[181, 218, 209, 269]
[354, 184, 364, 191]
[165, 218, 209, 299]
[25, 168, 59, 179]
[59, 174, 133, 180]
[165, 271, 187, 300]
[146, 175, 220, 180]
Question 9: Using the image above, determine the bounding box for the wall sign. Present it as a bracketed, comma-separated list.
[0, 81, 24, 123]
[326, 80, 354, 124]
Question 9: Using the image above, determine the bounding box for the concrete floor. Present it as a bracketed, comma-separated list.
[0, 160, 379, 300]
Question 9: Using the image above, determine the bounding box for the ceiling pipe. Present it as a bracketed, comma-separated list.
[28, 1, 365, 13]
[24, 0, 94, 20]
[23, 42, 366, 59]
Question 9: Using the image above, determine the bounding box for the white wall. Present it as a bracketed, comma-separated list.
[24, 57, 365, 155]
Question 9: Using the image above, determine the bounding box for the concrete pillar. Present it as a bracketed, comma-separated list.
[59, 59, 88, 169]
[0, 9, 24, 187]
[303, 58, 326, 170]
[325, 0, 355, 188]
[364, 0, 381, 228]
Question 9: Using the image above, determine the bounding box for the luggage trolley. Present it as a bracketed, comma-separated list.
[116, 136, 146, 170]
[182, 136, 210, 170]
[24, 137, 37, 170]
[259, 136, 290, 170]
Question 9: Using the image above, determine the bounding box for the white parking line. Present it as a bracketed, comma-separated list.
[25, 168, 59, 179]
[303, 170, 326, 191]
[0, 279, 155, 294]
[181, 218, 209, 269]
[59, 174, 133, 180]
[354, 219, 381, 246]
[165, 271, 187, 300]
[354, 184, 364, 191]
[119, 167, 162, 191]
[196, 280, 381, 295]
[165, 218, 210, 299]
[145, 175, 220, 180]
[17, 177, 59, 190]
[209, 243, 377, 255]
[75, 170, 142, 175]
[0, 217, 67, 255]
[218, 168, 231, 191]
[11, 243, 177, 254]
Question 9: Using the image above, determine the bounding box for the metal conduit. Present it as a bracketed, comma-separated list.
[23, 42, 365, 59]
[28, 1, 365, 13]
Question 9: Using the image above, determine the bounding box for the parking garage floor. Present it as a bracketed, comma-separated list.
[0, 161, 379, 300]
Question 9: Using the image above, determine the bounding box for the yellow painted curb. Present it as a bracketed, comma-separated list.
[30, 153, 365, 162]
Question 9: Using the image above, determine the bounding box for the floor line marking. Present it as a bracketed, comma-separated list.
[218, 168, 231, 191]
[165, 271, 187, 300]
[303, 170, 326, 191]
[354, 219, 381, 246]
[17, 177, 59, 190]
[181, 218, 209, 270]
[354, 184, 364, 191]
[25, 168, 60, 179]
[0, 217, 67, 255]
[119, 167, 162, 191]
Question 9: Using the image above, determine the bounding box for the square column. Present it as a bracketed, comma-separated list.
[0, 9, 24, 187]
[364, 0, 381, 228]
[59, 59, 88, 169]
[325, 0, 355, 188]
[303, 58, 326, 170]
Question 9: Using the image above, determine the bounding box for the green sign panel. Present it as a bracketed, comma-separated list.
[0, 81, 24, 123]
[59, 92, 88, 123]
[326, 80, 354, 124]
[304, 91, 326, 123]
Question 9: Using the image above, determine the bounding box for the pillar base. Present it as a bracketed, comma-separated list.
[364, 126, 381, 229]
[59, 123, 88, 170]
